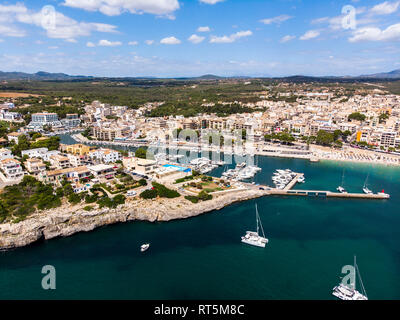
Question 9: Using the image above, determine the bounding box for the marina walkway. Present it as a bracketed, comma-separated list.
[262, 172, 390, 200]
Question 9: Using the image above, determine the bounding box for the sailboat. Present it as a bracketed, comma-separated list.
[332, 256, 368, 300]
[363, 173, 373, 195]
[241, 204, 269, 248]
[140, 243, 150, 252]
[337, 169, 347, 193]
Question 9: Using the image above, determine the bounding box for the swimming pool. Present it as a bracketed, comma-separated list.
[162, 164, 192, 173]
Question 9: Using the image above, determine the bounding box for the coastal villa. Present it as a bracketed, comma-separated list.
[24, 158, 47, 175]
[0, 158, 25, 181]
[122, 157, 158, 176]
[0, 148, 13, 161]
[21, 147, 49, 159]
[87, 164, 116, 179]
[89, 148, 121, 164]
[70, 182, 91, 194]
[43, 166, 91, 184]
[67, 154, 88, 167]
[60, 143, 95, 156]
[7, 132, 24, 144]
[49, 154, 71, 169]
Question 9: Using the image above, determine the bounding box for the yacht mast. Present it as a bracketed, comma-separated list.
[256, 204, 259, 235]
[256, 204, 266, 238]
[364, 173, 370, 188]
[355, 256, 368, 298]
[353, 255, 357, 291]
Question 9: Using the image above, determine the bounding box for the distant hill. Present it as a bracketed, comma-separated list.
[0, 71, 92, 81]
[359, 69, 400, 79]
[1, 69, 400, 81]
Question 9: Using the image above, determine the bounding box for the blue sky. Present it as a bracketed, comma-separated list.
[0, 0, 399, 77]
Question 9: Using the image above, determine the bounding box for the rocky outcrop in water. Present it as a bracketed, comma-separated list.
[0, 189, 268, 250]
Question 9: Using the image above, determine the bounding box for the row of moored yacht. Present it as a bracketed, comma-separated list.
[272, 169, 304, 190]
[222, 162, 262, 181]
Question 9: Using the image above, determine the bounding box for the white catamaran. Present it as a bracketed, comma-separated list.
[332, 256, 368, 300]
[241, 204, 269, 248]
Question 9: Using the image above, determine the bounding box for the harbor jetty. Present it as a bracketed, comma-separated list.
[266, 172, 390, 200]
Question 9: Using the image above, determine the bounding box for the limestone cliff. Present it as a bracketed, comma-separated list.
[0, 189, 268, 250]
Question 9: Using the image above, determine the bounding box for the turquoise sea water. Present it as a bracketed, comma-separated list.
[1, 136, 399, 299]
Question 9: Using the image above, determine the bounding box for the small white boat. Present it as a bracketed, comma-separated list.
[236, 162, 246, 169]
[241, 204, 269, 248]
[363, 174, 373, 194]
[363, 187, 373, 195]
[140, 244, 150, 252]
[332, 256, 368, 300]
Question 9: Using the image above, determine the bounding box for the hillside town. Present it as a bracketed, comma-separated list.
[1, 86, 400, 191]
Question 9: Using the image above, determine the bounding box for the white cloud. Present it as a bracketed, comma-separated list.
[188, 34, 205, 44]
[98, 39, 122, 46]
[210, 30, 252, 43]
[0, 24, 26, 37]
[86, 41, 96, 47]
[197, 26, 211, 32]
[199, 0, 225, 4]
[160, 36, 181, 44]
[0, 39, 4, 43]
[145, 40, 154, 45]
[128, 41, 139, 45]
[349, 23, 400, 42]
[280, 35, 296, 43]
[260, 15, 292, 25]
[62, 0, 180, 16]
[0, 3, 117, 41]
[0, 3, 27, 14]
[370, 1, 400, 15]
[299, 30, 320, 40]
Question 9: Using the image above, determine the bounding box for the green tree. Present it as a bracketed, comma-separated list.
[333, 130, 343, 141]
[140, 189, 158, 199]
[135, 147, 147, 159]
[316, 130, 334, 146]
[348, 112, 366, 122]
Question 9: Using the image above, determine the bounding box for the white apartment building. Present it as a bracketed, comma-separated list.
[0, 158, 25, 180]
[0, 148, 13, 161]
[21, 148, 49, 159]
[28, 112, 62, 129]
[24, 158, 47, 174]
[380, 131, 397, 149]
[67, 154, 84, 167]
[49, 154, 71, 169]
[89, 148, 121, 164]
[0, 110, 23, 122]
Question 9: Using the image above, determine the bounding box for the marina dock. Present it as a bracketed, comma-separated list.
[269, 189, 390, 199]
[265, 172, 390, 200]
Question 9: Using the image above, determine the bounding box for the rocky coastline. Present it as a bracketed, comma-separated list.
[0, 189, 268, 251]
